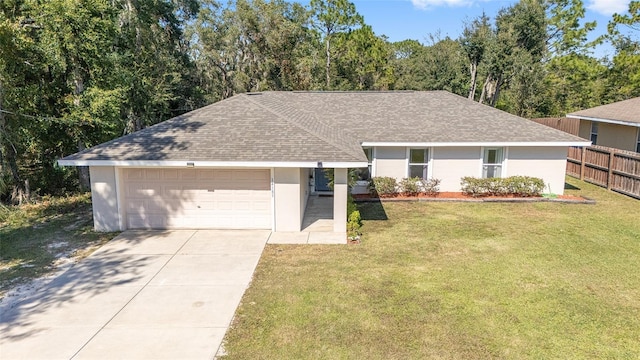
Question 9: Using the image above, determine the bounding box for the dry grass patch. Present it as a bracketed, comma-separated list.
[0, 193, 117, 297]
[222, 178, 640, 359]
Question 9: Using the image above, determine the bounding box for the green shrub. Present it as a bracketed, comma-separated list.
[421, 178, 441, 196]
[504, 176, 545, 197]
[460, 176, 544, 197]
[461, 177, 484, 197]
[371, 177, 397, 197]
[347, 210, 362, 238]
[399, 177, 421, 196]
[347, 193, 357, 218]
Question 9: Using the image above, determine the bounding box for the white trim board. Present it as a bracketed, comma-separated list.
[361, 141, 591, 147]
[567, 114, 640, 128]
[57, 160, 367, 168]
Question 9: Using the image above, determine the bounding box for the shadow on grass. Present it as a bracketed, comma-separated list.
[565, 182, 581, 190]
[357, 200, 388, 221]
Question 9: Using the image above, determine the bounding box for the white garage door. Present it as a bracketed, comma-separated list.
[123, 168, 272, 229]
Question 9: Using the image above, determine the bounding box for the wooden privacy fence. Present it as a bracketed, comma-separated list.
[531, 117, 580, 136]
[567, 145, 640, 199]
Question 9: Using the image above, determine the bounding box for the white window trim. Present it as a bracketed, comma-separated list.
[590, 121, 599, 145]
[480, 147, 507, 178]
[636, 128, 640, 153]
[407, 147, 432, 179]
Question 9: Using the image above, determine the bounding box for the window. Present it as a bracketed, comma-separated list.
[482, 147, 503, 178]
[636, 129, 640, 153]
[590, 122, 598, 145]
[409, 148, 429, 179]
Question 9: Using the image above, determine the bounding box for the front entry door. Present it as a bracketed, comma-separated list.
[314, 168, 332, 192]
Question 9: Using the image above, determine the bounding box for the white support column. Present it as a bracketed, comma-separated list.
[333, 168, 347, 233]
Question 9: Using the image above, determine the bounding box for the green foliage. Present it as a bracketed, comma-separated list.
[546, 0, 599, 56]
[398, 177, 441, 196]
[346, 209, 361, 238]
[398, 177, 421, 196]
[346, 193, 361, 239]
[371, 176, 397, 197]
[460, 176, 545, 197]
[347, 193, 357, 218]
[421, 178, 441, 196]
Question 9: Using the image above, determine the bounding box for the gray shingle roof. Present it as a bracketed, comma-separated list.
[567, 97, 640, 125]
[61, 91, 587, 163]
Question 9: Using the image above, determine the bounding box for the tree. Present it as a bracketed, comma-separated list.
[545, 0, 598, 56]
[389, 40, 427, 90]
[540, 54, 606, 115]
[188, 0, 315, 101]
[479, 0, 546, 111]
[309, 0, 363, 89]
[460, 13, 491, 100]
[116, 0, 201, 133]
[333, 25, 394, 90]
[37, 0, 122, 189]
[422, 34, 468, 95]
[606, 1, 640, 101]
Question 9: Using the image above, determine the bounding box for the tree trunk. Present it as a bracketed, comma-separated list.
[490, 75, 503, 107]
[77, 141, 91, 191]
[479, 75, 491, 104]
[5, 142, 28, 204]
[325, 36, 331, 89]
[468, 62, 478, 100]
[0, 79, 29, 204]
[72, 62, 91, 191]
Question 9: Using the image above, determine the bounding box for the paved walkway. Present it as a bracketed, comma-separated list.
[0, 230, 270, 359]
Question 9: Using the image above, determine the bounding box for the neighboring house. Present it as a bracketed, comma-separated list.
[59, 91, 589, 233]
[567, 97, 640, 153]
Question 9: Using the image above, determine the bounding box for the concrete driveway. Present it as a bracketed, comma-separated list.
[0, 230, 270, 359]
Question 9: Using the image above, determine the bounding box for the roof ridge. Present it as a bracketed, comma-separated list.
[241, 93, 366, 161]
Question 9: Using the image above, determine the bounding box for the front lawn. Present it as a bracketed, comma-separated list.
[222, 177, 640, 359]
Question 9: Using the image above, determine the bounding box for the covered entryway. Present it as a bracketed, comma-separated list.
[122, 168, 271, 229]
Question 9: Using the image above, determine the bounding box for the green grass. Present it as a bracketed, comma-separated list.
[222, 177, 640, 359]
[0, 193, 117, 297]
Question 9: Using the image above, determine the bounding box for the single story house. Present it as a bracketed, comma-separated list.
[59, 91, 589, 233]
[567, 96, 640, 153]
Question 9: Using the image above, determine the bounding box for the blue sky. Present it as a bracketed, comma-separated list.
[303, 0, 634, 59]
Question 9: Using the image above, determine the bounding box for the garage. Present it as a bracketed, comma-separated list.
[123, 168, 272, 229]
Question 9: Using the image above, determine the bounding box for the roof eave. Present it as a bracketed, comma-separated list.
[361, 141, 592, 147]
[566, 114, 640, 128]
[57, 159, 368, 169]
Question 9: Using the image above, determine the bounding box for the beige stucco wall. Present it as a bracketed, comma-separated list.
[89, 166, 121, 232]
[506, 147, 568, 195]
[374, 147, 407, 179]
[333, 168, 347, 233]
[579, 120, 637, 151]
[578, 120, 591, 140]
[597, 123, 638, 152]
[274, 167, 302, 231]
[431, 147, 482, 192]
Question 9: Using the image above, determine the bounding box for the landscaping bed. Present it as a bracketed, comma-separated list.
[352, 191, 594, 204]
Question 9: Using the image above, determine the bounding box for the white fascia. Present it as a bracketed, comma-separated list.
[567, 114, 640, 128]
[56, 159, 368, 169]
[361, 141, 592, 147]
